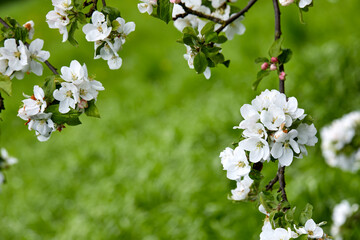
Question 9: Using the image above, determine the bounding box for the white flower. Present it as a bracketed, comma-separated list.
[230, 175, 253, 201]
[78, 79, 104, 101]
[138, 0, 157, 15]
[274, 93, 304, 127]
[0, 148, 18, 167]
[220, 146, 251, 180]
[184, 45, 195, 69]
[182, 0, 202, 8]
[23, 20, 35, 40]
[299, 0, 312, 8]
[114, 17, 136, 44]
[251, 89, 280, 111]
[97, 40, 123, 69]
[242, 122, 267, 139]
[60, 60, 86, 84]
[235, 104, 260, 129]
[27, 113, 55, 142]
[53, 82, 79, 113]
[18, 85, 47, 120]
[279, 0, 294, 6]
[27, 39, 50, 76]
[297, 123, 318, 146]
[296, 219, 324, 239]
[52, 0, 72, 11]
[271, 129, 300, 166]
[239, 137, 270, 163]
[260, 105, 286, 131]
[223, 15, 246, 40]
[331, 200, 359, 238]
[0, 39, 28, 75]
[46, 9, 70, 42]
[211, 0, 226, 8]
[83, 11, 112, 42]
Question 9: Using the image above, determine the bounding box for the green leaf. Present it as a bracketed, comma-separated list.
[222, 60, 230, 68]
[299, 203, 313, 225]
[183, 34, 198, 46]
[85, 100, 100, 118]
[201, 21, 215, 36]
[259, 192, 274, 213]
[157, 0, 173, 24]
[255, 57, 269, 64]
[302, 114, 314, 125]
[95, 41, 106, 56]
[112, 19, 121, 30]
[77, 12, 87, 24]
[194, 52, 208, 74]
[0, 74, 12, 96]
[269, 36, 283, 57]
[42, 75, 56, 103]
[73, 0, 83, 10]
[209, 53, 224, 65]
[182, 26, 197, 35]
[205, 32, 218, 43]
[252, 70, 270, 90]
[215, 35, 227, 44]
[278, 49, 293, 64]
[102, 6, 121, 22]
[68, 20, 78, 47]
[45, 104, 82, 126]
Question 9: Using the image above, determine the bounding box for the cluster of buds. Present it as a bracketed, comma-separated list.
[261, 57, 286, 80]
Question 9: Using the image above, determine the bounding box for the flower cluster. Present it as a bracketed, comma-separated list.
[46, 0, 72, 42]
[0, 148, 18, 191]
[331, 200, 359, 240]
[261, 57, 286, 80]
[54, 60, 104, 113]
[0, 38, 50, 79]
[259, 205, 328, 240]
[83, 11, 135, 70]
[235, 89, 317, 167]
[321, 111, 360, 172]
[279, 0, 312, 8]
[17, 60, 104, 141]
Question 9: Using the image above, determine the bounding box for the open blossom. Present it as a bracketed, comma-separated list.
[239, 137, 270, 163]
[223, 15, 245, 40]
[296, 219, 324, 239]
[27, 113, 55, 142]
[18, 85, 47, 120]
[53, 82, 79, 113]
[299, 0, 312, 8]
[60, 60, 86, 84]
[114, 17, 136, 44]
[220, 147, 251, 180]
[0, 38, 28, 76]
[46, 8, 70, 42]
[27, 39, 50, 76]
[83, 11, 112, 42]
[52, 0, 72, 11]
[230, 175, 253, 201]
[138, 0, 157, 15]
[271, 129, 300, 166]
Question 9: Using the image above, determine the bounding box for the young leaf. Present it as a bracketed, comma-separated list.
[68, 20, 79, 47]
[201, 22, 215, 36]
[216, 35, 227, 44]
[269, 36, 283, 57]
[77, 12, 87, 24]
[252, 70, 270, 90]
[222, 60, 230, 68]
[45, 104, 82, 126]
[278, 49, 293, 64]
[194, 52, 208, 74]
[209, 53, 224, 65]
[299, 203, 313, 225]
[102, 6, 121, 22]
[205, 32, 218, 43]
[182, 26, 197, 35]
[157, 0, 173, 24]
[85, 100, 100, 118]
[42, 75, 56, 103]
[255, 57, 269, 64]
[95, 41, 106, 56]
[0, 74, 12, 96]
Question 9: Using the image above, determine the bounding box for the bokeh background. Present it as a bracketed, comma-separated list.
[1, 0, 360, 239]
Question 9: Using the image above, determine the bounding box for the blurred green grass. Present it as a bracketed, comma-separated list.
[1, 0, 360, 239]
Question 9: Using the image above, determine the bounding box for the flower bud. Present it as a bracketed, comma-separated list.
[170, 0, 180, 3]
[261, 62, 269, 70]
[279, 0, 294, 6]
[271, 57, 278, 63]
[279, 71, 286, 80]
[270, 64, 277, 71]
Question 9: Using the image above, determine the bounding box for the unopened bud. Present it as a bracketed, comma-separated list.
[261, 62, 269, 70]
[271, 57, 278, 63]
[270, 64, 277, 71]
[279, 71, 286, 80]
[170, 0, 180, 3]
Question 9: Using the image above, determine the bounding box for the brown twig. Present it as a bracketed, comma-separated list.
[265, 174, 279, 191]
[102, 0, 106, 7]
[85, 0, 99, 18]
[216, 0, 258, 33]
[175, 2, 226, 24]
[0, 93, 4, 113]
[0, 17, 59, 75]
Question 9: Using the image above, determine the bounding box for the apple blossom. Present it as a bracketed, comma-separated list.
[230, 175, 253, 201]
[138, 0, 157, 15]
[17, 85, 47, 120]
[53, 82, 79, 113]
[46, 8, 70, 42]
[299, 0, 312, 8]
[82, 11, 112, 42]
[26, 39, 51, 76]
[27, 113, 56, 142]
[271, 129, 300, 166]
[0, 39, 28, 76]
[279, 0, 294, 6]
[23, 20, 35, 40]
[295, 219, 324, 239]
[220, 146, 251, 180]
[239, 137, 270, 163]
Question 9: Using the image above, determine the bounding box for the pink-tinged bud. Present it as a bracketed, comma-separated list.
[78, 99, 88, 109]
[271, 57, 278, 63]
[261, 62, 269, 70]
[279, 71, 286, 80]
[170, 0, 180, 3]
[270, 64, 277, 71]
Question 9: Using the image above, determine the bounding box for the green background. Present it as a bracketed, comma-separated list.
[1, 0, 360, 239]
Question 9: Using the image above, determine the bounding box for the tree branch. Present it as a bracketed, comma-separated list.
[85, 0, 99, 18]
[0, 93, 4, 113]
[174, 2, 226, 24]
[0, 17, 59, 75]
[265, 174, 279, 191]
[216, 0, 258, 33]
[102, 0, 106, 7]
